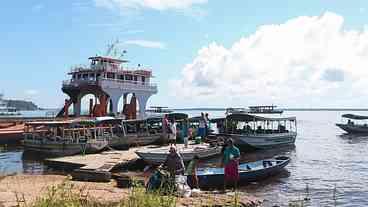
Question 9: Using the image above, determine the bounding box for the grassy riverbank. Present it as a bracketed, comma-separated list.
[0, 174, 261, 207]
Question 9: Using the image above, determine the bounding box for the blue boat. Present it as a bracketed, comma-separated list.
[188, 156, 290, 189]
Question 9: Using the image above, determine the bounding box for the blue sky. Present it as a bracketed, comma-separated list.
[1, 0, 368, 109]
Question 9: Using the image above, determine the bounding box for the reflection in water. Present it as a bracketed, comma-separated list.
[0, 144, 46, 175]
[2, 111, 368, 206]
[338, 133, 368, 144]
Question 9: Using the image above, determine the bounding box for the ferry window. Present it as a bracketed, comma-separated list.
[89, 73, 95, 80]
[72, 74, 76, 79]
[77, 74, 82, 79]
[126, 75, 132, 80]
[142, 76, 145, 85]
[82, 74, 88, 79]
[119, 75, 124, 80]
[133, 76, 137, 84]
[107, 72, 114, 79]
[96, 73, 101, 78]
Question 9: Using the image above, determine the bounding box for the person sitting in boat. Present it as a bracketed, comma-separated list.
[161, 146, 185, 178]
[185, 155, 199, 189]
[347, 119, 354, 125]
[277, 124, 286, 132]
[222, 139, 240, 191]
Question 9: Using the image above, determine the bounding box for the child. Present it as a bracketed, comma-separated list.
[185, 155, 199, 189]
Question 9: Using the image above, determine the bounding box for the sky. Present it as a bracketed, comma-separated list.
[1, 0, 368, 109]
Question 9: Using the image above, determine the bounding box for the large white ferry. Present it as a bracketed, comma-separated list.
[0, 94, 19, 116]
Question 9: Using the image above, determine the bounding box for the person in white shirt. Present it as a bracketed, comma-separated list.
[169, 120, 177, 146]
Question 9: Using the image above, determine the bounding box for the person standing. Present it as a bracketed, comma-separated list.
[222, 139, 240, 191]
[169, 119, 177, 146]
[205, 113, 210, 137]
[198, 112, 206, 140]
[162, 146, 185, 177]
[162, 114, 170, 143]
[185, 155, 199, 189]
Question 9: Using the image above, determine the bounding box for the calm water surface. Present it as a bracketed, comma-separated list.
[1, 111, 368, 206]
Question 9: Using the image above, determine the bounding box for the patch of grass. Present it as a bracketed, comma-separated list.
[29, 178, 263, 207]
[30, 179, 177, 207]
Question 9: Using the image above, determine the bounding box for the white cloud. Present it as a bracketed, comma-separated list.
[124, 40, 166, 49]
[171, 12, 368, 107]
[31, 3, 44, 12]
[94, 0, 207, 11]
[24, 89, 39, 96]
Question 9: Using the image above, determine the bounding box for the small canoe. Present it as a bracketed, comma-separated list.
[135, 143, 222, 165]
[188, 156, 290, 189]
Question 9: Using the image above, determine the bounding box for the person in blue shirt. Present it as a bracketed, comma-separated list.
[221, 138, 240, 191]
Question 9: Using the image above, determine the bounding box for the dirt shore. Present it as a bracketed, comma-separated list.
[0, 174, 261, 207]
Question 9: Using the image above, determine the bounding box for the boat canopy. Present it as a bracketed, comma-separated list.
[210, 118, 226, 123]
[226, 113, 296, 122]
[342, 114, 368, 120]
[25, 120, 73, 126]
[167, 113, 188, 121]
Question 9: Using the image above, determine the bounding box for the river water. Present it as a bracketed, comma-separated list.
[1, 110, 368, 206]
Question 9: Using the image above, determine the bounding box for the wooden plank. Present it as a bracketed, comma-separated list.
[45, 145, 155, 172]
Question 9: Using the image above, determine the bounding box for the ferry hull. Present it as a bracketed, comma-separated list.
[336, 123, 368, 134]
[229, 132, 297, 149]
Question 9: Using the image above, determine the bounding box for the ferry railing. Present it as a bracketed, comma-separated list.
[62, 79, 98, 87]
[69, 65, 152, 75]
[99, 78, 158, 92]
[62, 78, 157, 91]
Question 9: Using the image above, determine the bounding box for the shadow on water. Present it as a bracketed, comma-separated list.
[240, 145, 296, 163]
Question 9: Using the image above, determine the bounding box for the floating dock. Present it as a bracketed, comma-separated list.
[44, 146, 156, 182]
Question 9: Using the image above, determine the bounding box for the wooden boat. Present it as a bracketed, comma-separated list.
[95, 117, 165, 149]
[23, 120, 109, 157]
[215, 113, 297, 149]
[135, 142, 222, 165]
[0, 123, 24, 144]
[336, 114, 368, 134]
[188, 156, 290, 189]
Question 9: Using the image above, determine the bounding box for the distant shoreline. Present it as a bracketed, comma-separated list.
[174, 108, 368, 111]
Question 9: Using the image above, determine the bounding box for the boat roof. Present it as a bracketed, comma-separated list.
[25, 120, 73, 126]
[249, 105, 277, 109]
[146, 112, 188, 121]
[226, 113, 296, 122]
[342, 114, 368, 120]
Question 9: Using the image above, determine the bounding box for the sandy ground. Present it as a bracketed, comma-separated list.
[0, 174, 261, 207]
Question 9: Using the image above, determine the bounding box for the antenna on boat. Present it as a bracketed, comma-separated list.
[105, 39, 121, 57]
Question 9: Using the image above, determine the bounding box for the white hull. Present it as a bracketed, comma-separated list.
[230, 132, 297, 149]
[136, 143, 222, 165]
